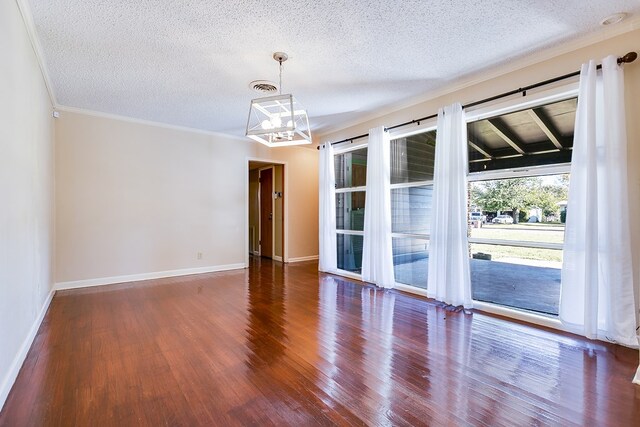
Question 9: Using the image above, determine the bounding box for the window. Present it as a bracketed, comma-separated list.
[467, 96, 576, 315]
[390, 130, 436, 288]
[335, 146, 367, 273]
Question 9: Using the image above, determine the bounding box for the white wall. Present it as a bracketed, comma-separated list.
[55, 111, 319, 286]
[0, 0, 55, 410]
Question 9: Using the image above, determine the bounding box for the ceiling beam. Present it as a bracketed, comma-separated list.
[467, 138, 493, 158]
[469, 150, 572, 173]
[487, 118, 527, 154]
[528, 108, 566, 149]
[483, 141, 562, 159]
[467, 128, 494, 159]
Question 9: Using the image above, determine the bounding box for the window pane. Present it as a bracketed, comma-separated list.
[337, 234, 363, 273]
[391, 185, 432, 235]
[469, 174, 569, 243]
[469, 243, 562, 315]
[467, 98, 576, 173]
[335, 148, 367, 189]
[393, 238, 428, 289]
[336, 192, 365, 231]
[390, 130, 436, 184]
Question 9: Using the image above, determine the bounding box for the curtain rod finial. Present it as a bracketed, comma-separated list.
[619, 51, 637, 64]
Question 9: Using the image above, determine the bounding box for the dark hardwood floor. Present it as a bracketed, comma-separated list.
[1, 257, 638, 426]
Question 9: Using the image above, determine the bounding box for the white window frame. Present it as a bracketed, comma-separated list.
[327, 81, 584, 336]
[388, 123, 437, 288]
[389, 82, 579, 321]
[334, 141, 368, 277]
[465, 82, 577, 255]
[465, 82, 578, 325]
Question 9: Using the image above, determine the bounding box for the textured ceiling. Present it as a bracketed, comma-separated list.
[28, 0, 640, 137]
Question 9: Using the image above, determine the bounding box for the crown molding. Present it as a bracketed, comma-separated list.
[14, 0, 57, 106]
[317, 17, 640, 140]
[55, 105, 249, 142]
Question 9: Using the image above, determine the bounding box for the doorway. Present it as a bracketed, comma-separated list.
[259, 167, 273, 259]
[247, 160, 286, 263]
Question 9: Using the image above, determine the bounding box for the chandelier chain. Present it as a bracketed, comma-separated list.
[278, 60, 283, 94]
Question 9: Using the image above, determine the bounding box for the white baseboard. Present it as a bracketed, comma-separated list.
[634, 365, 640, 385]
[287, 255, 319, 263]
[0, 288, 54, 412]
[251, 251, 260, 256]
[273, 256, 283, 262]
[55, 263, 247, 291]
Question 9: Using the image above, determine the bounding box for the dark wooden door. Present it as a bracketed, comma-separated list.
[259, 168, 273, 258]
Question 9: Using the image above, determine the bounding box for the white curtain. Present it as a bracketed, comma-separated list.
[427, 103, 472, 308]
[560, 56, 637, 347]
[318, 142, 337, 272]
[362, 126, 395, 288]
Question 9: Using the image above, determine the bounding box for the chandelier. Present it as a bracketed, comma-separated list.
[245, 52, 311, 147]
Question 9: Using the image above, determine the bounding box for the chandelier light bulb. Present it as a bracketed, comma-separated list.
[261, 119, 272, 130]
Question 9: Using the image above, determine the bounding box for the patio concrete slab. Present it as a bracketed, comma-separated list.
[394, 257, 560, 315]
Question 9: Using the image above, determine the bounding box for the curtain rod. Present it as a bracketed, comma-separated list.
[317, 51, 637, 150]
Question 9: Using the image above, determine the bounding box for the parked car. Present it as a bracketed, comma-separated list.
[492, 214, 514, 224]
[469, 212, 486, 223]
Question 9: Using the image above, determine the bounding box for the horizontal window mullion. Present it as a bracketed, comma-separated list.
[468, 238, 563, 250]
[335, 186, 366, 193]
[390, 180, 433, 189]
[336, 230, 364, 236]
[333, 142, 368, 155]
[392, 233, 430, 240]
[467, 163, 571, 182]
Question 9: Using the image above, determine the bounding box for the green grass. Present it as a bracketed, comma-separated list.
[469, 223, 565, 244]
[470, 244, 563, 263]
[469, 223, 565, 264]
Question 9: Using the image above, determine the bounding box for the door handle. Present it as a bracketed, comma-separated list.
[269, 212, 273, 220]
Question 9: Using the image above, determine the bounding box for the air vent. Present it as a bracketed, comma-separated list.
[249, 80, 278, 94]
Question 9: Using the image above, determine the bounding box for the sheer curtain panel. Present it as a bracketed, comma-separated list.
[427, 103, 472, 308]
[361, 126, 395, 288]
[318, 143, 337, 272]
[560, 56, 637, 347]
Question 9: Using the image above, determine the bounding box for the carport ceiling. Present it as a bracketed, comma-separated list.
[468, 98, 577, 173]
[26, 0, 639, 138]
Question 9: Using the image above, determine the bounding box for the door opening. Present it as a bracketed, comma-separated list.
[248, 160, 286, 263]
[259, 167, 274, 259]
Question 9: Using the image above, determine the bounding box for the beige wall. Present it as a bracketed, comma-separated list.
[55, 111, 318, 284]
[319, 29, 640, 327]
[0, 0, 55, 409]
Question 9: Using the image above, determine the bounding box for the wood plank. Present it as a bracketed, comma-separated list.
[468, 138, 494, 159]
[0, 258, 638, 426]
[487, 118, 528, 154]
[529, 108, 566, 149]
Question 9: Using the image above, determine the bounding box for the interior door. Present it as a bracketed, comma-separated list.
[259, 168, 273, 258]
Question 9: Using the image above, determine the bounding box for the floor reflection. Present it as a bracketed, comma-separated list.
[360, 287, 396, 425]
[317, 276, 368, 405]
[245, 258, 287, 369]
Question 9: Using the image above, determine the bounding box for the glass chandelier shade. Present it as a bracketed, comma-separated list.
[245, 52, 311, 147]
[246, 94, 311, 147]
